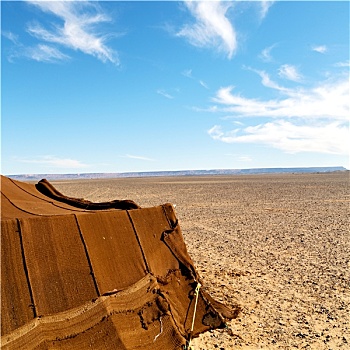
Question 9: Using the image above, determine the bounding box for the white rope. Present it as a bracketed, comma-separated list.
[187, 282, 201, 350]
[153, 316, 163, 342]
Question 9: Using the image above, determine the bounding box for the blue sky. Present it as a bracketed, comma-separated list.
[2, 0, 349, 175]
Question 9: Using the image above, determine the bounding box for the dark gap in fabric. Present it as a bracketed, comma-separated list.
[162, 227, 197, 281]
[126, 210, 151, 274]
[74, 214, 100, 297]
[184, 287, 195, 332]
[16, 219, 37, 318]
[152, 285, 187, 339]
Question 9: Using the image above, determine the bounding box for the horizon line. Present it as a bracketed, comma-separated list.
[5, 166, 348, 179]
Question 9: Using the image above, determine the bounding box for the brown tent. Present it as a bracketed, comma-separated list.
[1, 175, 239, 349]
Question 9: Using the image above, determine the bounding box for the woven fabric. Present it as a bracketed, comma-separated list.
[1, 176, 237, 349]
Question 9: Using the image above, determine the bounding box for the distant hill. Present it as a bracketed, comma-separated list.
[7, 166, 347, 181]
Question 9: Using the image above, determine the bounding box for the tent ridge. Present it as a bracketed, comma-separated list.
[36, 179, 141, 211]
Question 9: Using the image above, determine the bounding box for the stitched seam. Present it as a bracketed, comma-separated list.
[74, 214, 100, 297]
[126, 211, 151, 273]
[17, 219, 37, 318]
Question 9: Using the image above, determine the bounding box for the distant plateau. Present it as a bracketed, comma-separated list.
[7, 166, 348, 181]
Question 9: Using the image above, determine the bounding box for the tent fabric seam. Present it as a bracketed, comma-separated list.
[73, 213, 101, 297]
[126, 210, 151, 274]
[9, 178, 60, 204]
[2, 192, 46, 217]
[16, 218, 37, 318]
[2, 191, 82, 217]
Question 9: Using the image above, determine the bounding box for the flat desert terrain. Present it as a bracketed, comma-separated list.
[52, 172, 349, 349]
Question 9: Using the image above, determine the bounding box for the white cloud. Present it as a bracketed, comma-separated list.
[176, 1, 237, 59]
[312, 45, 327, 54]
[124, 154, 155, 162]
[207, 69, 349, 155]
[17, 156, 89, 169]
[157, 89, 174, 99]
[278, 64, 303, 82]
[25, 1, 119, 64]
[212, 77, 349, 121]
[209, 121, 348, 155]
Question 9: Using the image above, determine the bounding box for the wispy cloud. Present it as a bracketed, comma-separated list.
[26, 44, 70, 63]
[259, 1, 275, 19]
[334, 60, 350, 68]
[22, 1, 119, 64]
[278, 64, 303, 82]
[2, 31, 20, 45]
[259, 43, 277, 62]
[3, 31, 69, 63]
[17, 156, 89, 169]
[199, 80, 209, 89]
[182, 69, 193, 78]
[238, 155, 252, 162]
[123, 154, 155, 162]
[176, 1, 237, 59]
[312, 45, 327, 54]
[157, 89, 174, 99]
[245, 66, 288, 91]
[182, 68, 209, 89]
[225, 154, 252, 162]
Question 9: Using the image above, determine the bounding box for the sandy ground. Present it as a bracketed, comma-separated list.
[52, 172, 349, 349]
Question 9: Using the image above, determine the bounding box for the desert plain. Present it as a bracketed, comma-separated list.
[51, 171, 349, 349]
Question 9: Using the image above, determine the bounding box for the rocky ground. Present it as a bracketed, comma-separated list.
[53, 171, 349, 349]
